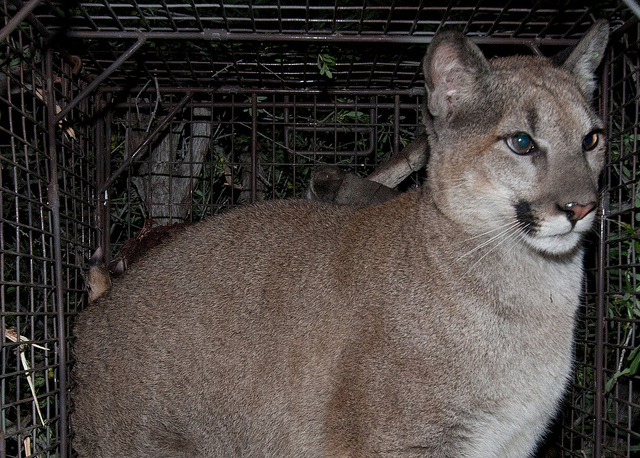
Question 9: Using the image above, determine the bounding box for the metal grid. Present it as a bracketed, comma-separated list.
[0, 1, 638, 457]
[599, 20, 640, 456]
[46, 1, 616, 38]
[0, 22, 58, 458]
[1, 3, 96, 456]
[29, 1, 622, 91]
[103, 91, 424, 253]
[559, 19, 640, 457]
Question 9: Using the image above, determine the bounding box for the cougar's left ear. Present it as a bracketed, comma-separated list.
[562, 19, 610, 98]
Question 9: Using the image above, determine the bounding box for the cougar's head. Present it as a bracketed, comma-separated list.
[422, 20, 609, 256]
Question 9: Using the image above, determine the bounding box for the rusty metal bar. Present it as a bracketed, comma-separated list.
[95, 111, 110, 257]
[54, 34, 146, 124]
[98, 91, 194, 194]
[394, 94, 400, 155]
[63, 29, 581, 46]
[0, 0, 43, 42]
[45, 47, 68, 458]
[251, 93, 258, 204]
[118, 100, 415, 111]
[593, 46, 612, 458]
[594, 187, 605, 458]
[103, 108, 113, 258]
[99, 86, 427, 97]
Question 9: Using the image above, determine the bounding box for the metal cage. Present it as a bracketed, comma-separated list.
[0, 1, 638, 457]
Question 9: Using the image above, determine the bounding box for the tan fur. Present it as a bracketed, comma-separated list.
[72, 21, 609, 458]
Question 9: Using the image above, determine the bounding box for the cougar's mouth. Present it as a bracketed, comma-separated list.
[514, 200, 593, 255]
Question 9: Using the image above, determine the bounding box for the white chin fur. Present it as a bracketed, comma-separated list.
[522, 214, 594, 255]
[522, 231, 583, 255]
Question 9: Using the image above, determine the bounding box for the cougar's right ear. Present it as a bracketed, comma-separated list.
[422, 31, 490, 119]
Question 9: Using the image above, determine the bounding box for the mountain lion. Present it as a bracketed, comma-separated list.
[72, 20, 609, 457]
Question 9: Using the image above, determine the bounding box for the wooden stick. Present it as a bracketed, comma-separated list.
[368, 133, 429, 188]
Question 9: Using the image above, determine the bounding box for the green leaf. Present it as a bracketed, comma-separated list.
[317, 53, 336, 79]
[627, 346, 640, 375]
[606, 368, 630, 392]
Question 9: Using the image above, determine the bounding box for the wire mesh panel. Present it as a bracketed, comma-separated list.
[600, 20, 640, 457]
[0, 20, 58, 458]
[0, 6, 96, 457]
[35, 2, 622, 91]
[559, 20, 640, 458]
[104, 90, 424, 253]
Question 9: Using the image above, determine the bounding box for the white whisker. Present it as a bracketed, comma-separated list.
[462, 220, 521, 243]
[501, 225, 530, 260]
[457, 221, 521, 261]
[462, 227, 522, 274]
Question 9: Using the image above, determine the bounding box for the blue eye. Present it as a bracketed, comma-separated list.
[506, 132, 537, 155]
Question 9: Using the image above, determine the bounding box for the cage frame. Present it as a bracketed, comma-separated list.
[0, 1, 638, 457]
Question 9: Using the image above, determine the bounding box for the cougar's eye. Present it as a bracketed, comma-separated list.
[506, 132, 538, 155]
[582, 132, 599, 151]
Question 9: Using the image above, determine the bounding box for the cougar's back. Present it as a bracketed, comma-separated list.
[72, 21, 609, 458]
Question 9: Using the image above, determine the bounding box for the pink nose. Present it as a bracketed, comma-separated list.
[562, 202, 596, 221]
